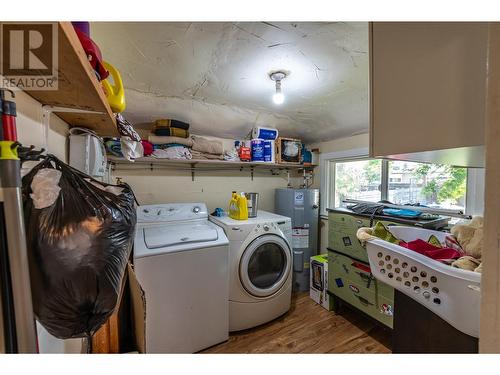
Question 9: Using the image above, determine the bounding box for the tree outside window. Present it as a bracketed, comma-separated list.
[332, 159, 467, 211]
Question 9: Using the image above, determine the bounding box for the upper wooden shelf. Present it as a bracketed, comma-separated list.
[108, 156, 317, 169]
[24, 22, 118, 135]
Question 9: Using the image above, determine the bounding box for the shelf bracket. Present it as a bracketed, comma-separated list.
[42, 105, 105, 154]
[191, 163, 196, 181]
[250, 166, 254, 181]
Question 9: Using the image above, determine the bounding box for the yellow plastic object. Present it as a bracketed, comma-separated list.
[228, 192, 238, 218]
[102, 61, 126, 113]
[229, 191, 248, 220]
[0, 141, 19, 160]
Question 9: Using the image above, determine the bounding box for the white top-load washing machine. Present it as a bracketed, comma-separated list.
[134, 203, 229, 353]
[209, 211, 292, 331]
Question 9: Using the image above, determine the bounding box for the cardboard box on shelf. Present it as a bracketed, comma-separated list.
[276, 137, 302, 165]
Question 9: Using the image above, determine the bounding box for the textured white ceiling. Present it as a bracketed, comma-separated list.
[91, 22, 369, 143]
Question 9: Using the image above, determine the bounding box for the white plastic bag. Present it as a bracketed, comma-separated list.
[120, 136, 144, 161]
[30, 168, 62, 209]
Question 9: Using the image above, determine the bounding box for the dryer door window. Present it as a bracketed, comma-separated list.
[240, 234, 291, 298]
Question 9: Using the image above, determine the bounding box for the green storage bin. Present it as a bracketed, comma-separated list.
[328, 251, 394, 328]
[328, 212, 371, 262]
[328, 211, 410, 262]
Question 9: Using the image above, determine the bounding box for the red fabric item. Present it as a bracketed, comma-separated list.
[74, 28, 109, 81]
[141, 140, 153, 156]
[399, 239, 462, 261]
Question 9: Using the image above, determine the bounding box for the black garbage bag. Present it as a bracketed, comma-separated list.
[22, 155, 136, 339]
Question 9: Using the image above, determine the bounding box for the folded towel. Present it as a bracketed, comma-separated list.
[153, 143, 188, 150]
[191, 150, 224, 160]
[154, 127, 190, 138]
[148, 134, 194, 147]
[191, 135, 224, 155]
[152, 146, 192, 160]
[382, 208, 421, 218]
[153, 119, 190, 130]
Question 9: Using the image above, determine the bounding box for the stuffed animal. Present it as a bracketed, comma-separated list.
[451, 256, 481, 272]
[474, 263, 483, 273]
[450, 216, 483, 260]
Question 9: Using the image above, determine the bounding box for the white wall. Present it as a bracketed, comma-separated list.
[112, 167, 301, 213]
[12, 89, 69, 162]
[308, 133, 369, 156]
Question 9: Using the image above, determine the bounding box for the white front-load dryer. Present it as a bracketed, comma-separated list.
[210, 211, 292, 331]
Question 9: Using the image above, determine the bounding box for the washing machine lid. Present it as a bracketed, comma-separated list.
[143, 222, 218, 249]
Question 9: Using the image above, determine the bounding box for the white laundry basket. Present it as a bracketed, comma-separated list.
[365, 226, 481, 338]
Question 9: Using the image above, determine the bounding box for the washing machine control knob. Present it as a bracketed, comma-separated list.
[263, 224, 270, 231]
[192, 206, 201, 213]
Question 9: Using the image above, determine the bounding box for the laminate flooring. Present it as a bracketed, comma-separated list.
[203, 293, 392, 353]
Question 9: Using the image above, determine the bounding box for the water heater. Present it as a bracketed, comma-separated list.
[275, 188, 320, 292]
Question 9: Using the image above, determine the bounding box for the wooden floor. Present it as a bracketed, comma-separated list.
[203, 293, 392, 354]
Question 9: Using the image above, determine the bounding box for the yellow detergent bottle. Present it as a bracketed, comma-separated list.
[102, 61, 126, 113]
[229, 192, 248, 220]
[228, 191, 238, 218]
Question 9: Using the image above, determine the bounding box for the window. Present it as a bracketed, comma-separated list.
[333, 159, 382, 207]
[322, 155, 467, 213]
[387, 161, 467, 211]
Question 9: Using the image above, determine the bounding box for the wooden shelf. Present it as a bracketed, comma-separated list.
[23, 22, 118, 135]
[108, 156, 316, 169]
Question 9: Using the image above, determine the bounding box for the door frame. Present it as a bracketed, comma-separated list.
[479, 22, 500, 353]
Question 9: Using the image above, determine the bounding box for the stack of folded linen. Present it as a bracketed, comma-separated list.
[152, 146, 192, 160]
[148, 135, 193, 160]
[152, 119, 190, 138]
[147, 132, 225, 161]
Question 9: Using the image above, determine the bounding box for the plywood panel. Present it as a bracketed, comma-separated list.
[19, 22, 117, 135]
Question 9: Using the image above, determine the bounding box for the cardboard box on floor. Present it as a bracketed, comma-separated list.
[310, 254, 334, 311]
[92, 263, 146, 353]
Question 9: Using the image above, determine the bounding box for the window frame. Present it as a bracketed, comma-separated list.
[320, 149, 478, 217]
[319, 147, 369, 217]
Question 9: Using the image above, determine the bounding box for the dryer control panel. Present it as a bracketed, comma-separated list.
[137, 203, 208, 223]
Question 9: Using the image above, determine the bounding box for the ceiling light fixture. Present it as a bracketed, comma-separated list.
[270, 71, 287, 105]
